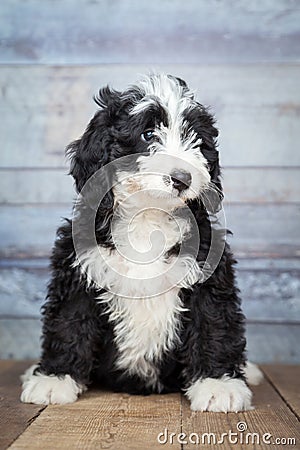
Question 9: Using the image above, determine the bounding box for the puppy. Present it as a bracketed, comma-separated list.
[21, 74, 262, 411]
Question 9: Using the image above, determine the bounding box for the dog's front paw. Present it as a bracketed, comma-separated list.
[20, 364, 86, 405]
[186, 376, 252, 412]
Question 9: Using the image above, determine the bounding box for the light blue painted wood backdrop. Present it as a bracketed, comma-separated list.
[0, 0, 300, 362]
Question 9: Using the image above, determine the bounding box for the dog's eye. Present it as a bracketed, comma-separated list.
[141, 130, 155, 142]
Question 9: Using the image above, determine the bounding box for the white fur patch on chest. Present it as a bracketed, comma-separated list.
[76, 205, 202, 298]
[74, 201, 202, 387]
[103, 290, 185, 389]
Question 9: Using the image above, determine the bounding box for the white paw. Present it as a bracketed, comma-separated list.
[243, 361, 264, 386]
[20, 364, 86, 405]
[186, 376, 253, 412]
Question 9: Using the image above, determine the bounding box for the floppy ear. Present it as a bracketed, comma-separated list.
[188, 105, 223, 212]
[66, 86, 120, 243]
[67, 86, 121, 192]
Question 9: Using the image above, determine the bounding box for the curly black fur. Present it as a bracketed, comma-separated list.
[37, 75, 247, 396]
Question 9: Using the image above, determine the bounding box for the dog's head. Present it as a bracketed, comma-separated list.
[67, 74, 222, 237]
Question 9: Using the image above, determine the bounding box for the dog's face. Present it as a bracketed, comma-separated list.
[68, 74, 222, 219]
[113, 75, 215, 209]
[70, 74, 225, 294]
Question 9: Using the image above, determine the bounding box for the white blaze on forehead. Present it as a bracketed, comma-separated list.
[131, 73, 195, 127]
[129, 74, 211, 200]
[151, 123, 202, 156]
[131, 74, 201, 159]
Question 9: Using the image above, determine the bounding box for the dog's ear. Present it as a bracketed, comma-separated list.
[93, 86, 121, 115]
[188, 105, 223, 212]
[67, 86, 121, 192]
[66, 87, 121, 243]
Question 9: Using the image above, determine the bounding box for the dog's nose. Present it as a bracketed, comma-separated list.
[170, 170, 192, 191]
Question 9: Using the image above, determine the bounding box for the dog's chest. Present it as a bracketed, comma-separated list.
[104, 291, 183, 388]
[80, 208, 197, 298]
[76, 209, 200, 385]
[99, 211, 188, 386]
[112, 207, 188, 260]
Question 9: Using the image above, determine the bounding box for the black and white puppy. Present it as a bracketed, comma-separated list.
[21, 74, 262, 411]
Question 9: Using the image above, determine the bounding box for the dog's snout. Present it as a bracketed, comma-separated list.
[170, 170, 192, 191]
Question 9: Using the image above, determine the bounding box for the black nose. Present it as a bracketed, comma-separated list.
[170, 170, 192, 191]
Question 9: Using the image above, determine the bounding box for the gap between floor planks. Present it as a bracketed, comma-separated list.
[0, 362, 299, 450]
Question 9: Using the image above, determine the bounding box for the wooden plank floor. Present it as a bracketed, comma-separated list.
[0, 362, 299, 449]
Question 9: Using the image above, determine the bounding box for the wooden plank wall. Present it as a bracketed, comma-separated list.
[0, 0, 300, 362]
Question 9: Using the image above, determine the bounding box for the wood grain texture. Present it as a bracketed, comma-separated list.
[181, 375, 300, 449]
[0, 360, 45, 449]
[5, 365, 300, 450]
[1, 167, 299, 204]
[9, 390, 182, 450]
[262, 364, 300, 418]
[1, 0, 299, 64]
[1, 65, 300, 168]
